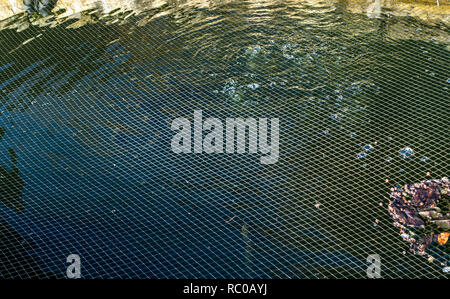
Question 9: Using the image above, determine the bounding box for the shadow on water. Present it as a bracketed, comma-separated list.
[0, 218, 60, 278]
[0, 127, 58, 278]
[0, 127, 24, 213]
[0, 0, 448, 278]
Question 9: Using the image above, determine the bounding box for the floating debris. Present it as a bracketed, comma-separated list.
[388, 178, 449, 260]
[246, 83, 260, 90]
[23, 0, 57, 17]
[363, 144, 373, 152]
[246, 45, 262, 56]
[400, 147, 414, 159]
[357, 152, 366, 160]
[225, 216, 236, 223]
[331, 113, 343, 121]
[281, 43, 298, 51]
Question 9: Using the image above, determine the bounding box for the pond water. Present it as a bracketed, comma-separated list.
[0, 0, 449, 278]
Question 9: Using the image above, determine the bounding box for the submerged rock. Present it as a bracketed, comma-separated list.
[432, 219, 450, 230]
[388, 178, 449, 258]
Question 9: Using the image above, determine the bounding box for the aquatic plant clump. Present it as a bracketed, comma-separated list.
[388, 178, 449, 267]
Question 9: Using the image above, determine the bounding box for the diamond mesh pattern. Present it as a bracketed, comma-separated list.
[0, 0, 449, 278]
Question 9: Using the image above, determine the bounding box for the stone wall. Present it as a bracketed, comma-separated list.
[0, 0, 449, 25]
[0, 0, 166, 19]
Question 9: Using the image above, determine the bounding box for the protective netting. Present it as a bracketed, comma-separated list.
[0, 0, 449, 278]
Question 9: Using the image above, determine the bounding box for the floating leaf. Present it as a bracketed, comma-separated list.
[437, 232, 449, 245]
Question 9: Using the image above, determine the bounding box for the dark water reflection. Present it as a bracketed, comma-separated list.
[0, 0, 449, 278]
